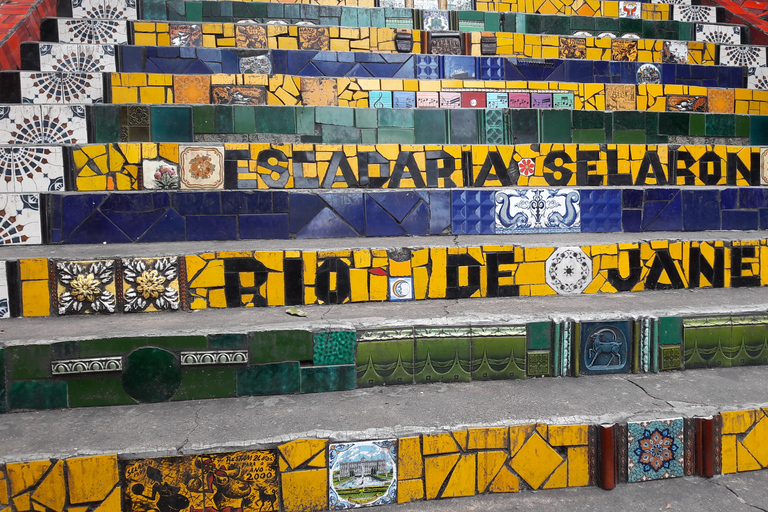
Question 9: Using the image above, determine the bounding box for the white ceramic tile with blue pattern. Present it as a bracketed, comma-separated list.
[494, 189, 581, 234]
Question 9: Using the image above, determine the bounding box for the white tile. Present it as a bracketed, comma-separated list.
[57, 19, 129, 44]
[71, 0, 137, 19]
[20, 72, 104, 104]
[0, 194, 42, 245]
[0, 146, 65, 192]
[720, 46, 767, 67]
[673, 5, 717, 22]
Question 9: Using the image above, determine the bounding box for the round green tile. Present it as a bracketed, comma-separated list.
[122, 348, 181, 403]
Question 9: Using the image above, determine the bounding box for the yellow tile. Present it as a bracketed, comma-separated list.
[140, 87, 166, 104]
[399, 437, 423, 479]
[567, 446, 590, 486]
[737, 442, 762, 472]
[509, 433, 563, 489]
[20, 258, 48, 280]
[453, 430, 468, 451]
[722, 409, 756, 434]
[307, 450, 326, 468]
[489, 466, 520, 493]
[423, 433, 459, 455]
[279, 439, 327, 469]
[398, 479, 424, 503]
[132, 22, 155, 32]
[721, 435, 737, 474]
[66, 455, 118, 504]
[476, 451, 507, 493]
[467, 427, 508, 450]
[30, 461, 64, 512]
[542, 460, 567, 489]
[442, 454, 476, 498]
[740, 416, 768, 467]
[509, 423, 536, 458]
[281, 469, 327, 512]
[21, 280, 50, 317]
[548, 425, 588, 446]
[425, 454, 459, 500]
[6, 460, 51, 496]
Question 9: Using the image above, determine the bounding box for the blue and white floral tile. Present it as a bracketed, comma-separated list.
[71, 0, 137, 19]
[0, 146, 65, 192]
[0, 194, 42, 245]
[239, 55, 272, 75]
[694, 23, 742, 45]
[423, 10, 450, 31]
[673, 5, 716, 22]
[719, 46, 767, 68]
[748, 67, 768, 90]
[0, 262, 10, 318]
[57, 19, 128, 44]
[20, 72, 103, 104]
[627, 418, 685, 483]
[0, 106, 88, 144]
[39, 43, 117, 73]
[413, 0, 440, 9]
[494, 189, 581, 234]
[328, 440, 397, 509]
[378, 0, 406, 8]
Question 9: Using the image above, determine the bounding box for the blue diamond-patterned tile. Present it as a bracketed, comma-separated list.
[451, 190, 494, 235]
[580, 189, 622, 232]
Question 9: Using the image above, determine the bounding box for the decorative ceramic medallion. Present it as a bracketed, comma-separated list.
[545, 247, 592, 294]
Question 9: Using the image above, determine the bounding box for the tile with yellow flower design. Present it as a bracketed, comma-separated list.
[179, 145, 224, 190]
[121, 257, 181, 313]
[55, 260, 117, 315]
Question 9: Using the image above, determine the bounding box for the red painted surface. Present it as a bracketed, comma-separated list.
[706, 0, 768, 45]
[0, 0, 56, 70]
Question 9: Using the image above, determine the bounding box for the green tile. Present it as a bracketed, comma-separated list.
[300, 365, 356, 393]
[9, 380, 67, 410]
[79, 337, 146, 357]
[527, 321, 553, 350]
[6, 345, 50, 380]
[249, 330, 313, 363]
[355, 108, 378, 129]
[151, 106, 194, 142]
[316, 106, 355, 126]
[658, 112, 689, 136]
[284, 2, 300, 18]
[340, 6, 357, 25]
[296, 106, 316, 134]
[594, 16, 618, 31]
[0, 349, 5, 413]
[527, 350, 551, 377]
[613, 130, 646, 144]
[613, 111, 645, 132]
[705, 114, 735, 137]
[750, 116, 768, 145]
[572, 129, 605, 143]
[378, 109, 414, 128]
[569, 16, 594, 31]
[360, 129, 377, 144]
[193, 105, 215, 134]
[255, 106, 296, 133]
[234, 106, 256, 133]
[356, 339, 415, 387]
[658, 317, 682, 346]
[185, 0, 202, 20]
[540, 110, 571, 143]
[735, 115, 750, 137]
[321, 125, 361, 143]
[618, 17, 642, 33]
[659, 346, 682, 371]
[173, 367, 237, 400]
[678, 22, 693, 40]
[509, 109, 538, 144]
[314, 331, 356, 365]
[730, 322, 768, 367]
[645, 112, 659, 135]
[377, 127, 414, 144]
[92, 105, 121, 143]
[414, 338, 471, 384]
[122, 348, 182, 403]
[237, 362, 300, 396]
[143, 0, 168, 19]
[683, 325, 731, 369]
[151, 335, 208, 350]
[67, 375, 135, 407]
[548, 14, 574, 32]
[572, 110, 605, 129]
[214, 105, 233, 133]
[208, 333, 248, 349]
[471, 337, 526, 381]
[370, 7, 385, 26]
[51, 341, 79, 360]
[414, 110, 447, 144]
[689, 113, 705, 136]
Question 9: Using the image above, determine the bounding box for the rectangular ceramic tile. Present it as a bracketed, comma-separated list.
[720, 46, 767, 67]
[578, 321, 632, 375]
[414, 328, 472, 383]
[662, 40, 688, 64]
[55, 259, 117, 314]
[39, 43, 117, 72]
[423, 10, 450, 31]
[178, 145, 224, 189]
[494, 189, 580, 234]
[57, 19, 129, 44]
[627, 418, 685, 482]
[0, 194, 42, 245]
[0, 146, 65, 192]
[329, 440, 397, 508]
[20, 72, 104, 104]
[71, 0, 137, 19]
[673, 5, 716, 22]
[694, 23, 741, 44]
[0, 105, 88, 144]
[121, 257, 181, 313]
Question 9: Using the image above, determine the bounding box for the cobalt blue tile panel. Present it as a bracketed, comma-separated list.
[451, 190, 495, 235]
[580, 189, 622, 233]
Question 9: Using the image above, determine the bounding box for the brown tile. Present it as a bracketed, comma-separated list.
[211, 85, 267, 105]
[235, 24, 267, 49]
[667, 95, 708, 112]
[605, 84, 636, 111]
[298, 26, 330, 50]
[611, 39, 638, 61]
[301, 77, 338, 106]
[559, 37, 586, 59]
[707, 88, 734, 114]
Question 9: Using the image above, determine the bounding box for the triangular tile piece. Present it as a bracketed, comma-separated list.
[322, 193, 365, 234]
[138, 209, 187, 242]
[400, 201, 429, 235]
[288, 193, 325, 233]
[296, 207, 359, 238]
[313, 60, 355, 77]
[184, 60, 215, 74]
[489, 465, 520, 493]
[452, 430, 468, 451]
[63, 212, 133, 244]
[368, 191, 421, 222]
[542, 460, 568, 489]
[645, 192, 682, 231]
[362, 62, 405, 77]
[424, 454, 459, 500]
[91, 487, 121, 512]
[278, 439, 327, 470]
[476, 451, 507, 493]
[737, 441, 763, 472]
[102, 208, 166, 241]
[6, 460, 51, 496]
[31, 461, 65, 512]
[60, 194, 107, 237]
[345, 63, 374, 77]
[442, 454, 476, 498]
[364, 197, 406, 237]
[307, 450, 326, 468]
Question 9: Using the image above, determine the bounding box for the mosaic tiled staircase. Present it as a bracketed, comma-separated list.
[2, 0, 768, 508]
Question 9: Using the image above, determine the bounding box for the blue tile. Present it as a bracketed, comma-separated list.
[479, 57, 504, 81]
[644, 188, 678, 201]
[722, 210, 759, 231]
[443, 56, 476, 79]
[451, 190, 494, 235]
[61, 194, 107, 237]
[100, 193, 155, 212]
[102, 208, 166, 240]
[120, 46, 146, 72]
[62, 211, 133, 244]
[322, 192, 365, 234]
[367, 191, 421, 222]
[580, 189, 622, 232]
[721, 188, 738, 210]
[622, 209, 642, 232]
[346, 63, 374, 77]
[739, 188, 768, 209]
[183, 59, 215, 74]
[393, 91, 415, 108]
[399, 201, 429, 235]
[221, 191, 274, 214]
[682, 190, 720, 231]
[239, 214, 290, 239]
[428, 190, 451, 235]
[295, 207, 360, 238]
[313, 60, 355, 76]
[760, 209, 768, 230]
[286, 50, 317, 75]
[157, 46, 180, 58]
[622, 189, 644, 208]
[172, 192, 222, 215]
[186, 215, 238, 241]
[273, 191, 289, 212]
[391, 57, 415, 79]
[415, 55, 441, 80]
[579, 321, 632, 375]
[643, 191, 682, 231]
[289, 193, 326, 233]
[362, 62, 405, 77]
[138, 209, 187, 242]
[364, 196, 407, 237]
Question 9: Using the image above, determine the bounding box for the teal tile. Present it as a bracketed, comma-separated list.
[377, 127, 414, 143]
[79, 337, 146, 357]
[356, 339, 414, 387]
[414, 337, 471, 384]
[9, 380, 68, 410]
[6, 345, 50, 380]
[355, 108, 378, 129]
[67, 375, 135, 407]
[572, 129, 605, 143]
[321, 125, 361, 143]
[360, 129, 377, 144]
[705, 114, 735, 137]
[254, 106, 296, 133]
[296, 106, 316, 134]
[193, 105, 215, 133]
[150, 106, 194, 142]
[378, 109, 414, 128]
[237, 362, 300, 396]
[151, 335, 208, 350]
[527, 321, 553, 350]
[314, 331, 355, 365]
[249, 330, 313, 363]
[751, 116, 768, 145]
[414, 110, 447, 144]
[316, 106, 355, 126]
[121, 347, 182, 403]
[92, 105, 121, 143]
[300, 365, 356, 393]
[173, 367, 237, 400]
[208, 333, 248, 349]
[215, 105, 234, 133]
[234, 106, 256, 133]
[471, 336, 526, 380]
[185, 1, 202, 20]
[658, 317, 682, 346]
[540, 110, 571, 143]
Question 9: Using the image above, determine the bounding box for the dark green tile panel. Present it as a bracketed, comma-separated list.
[750, 116, 768, 145]
[51, 340, 79, 360]
[68, 375, 136, 407]
[540, 110, 571, 143]
[6, 345, 50, 380]
[193, 105, 215, 133]
[173, 367, 237, 400]
[122, 347, 182, 403]
[414, 110, 447, 144]
[255, 106, 297, 134]
[527, 321, 553, 350]
[185, 0, 202, 20]
[0, 349, 5, 413]
[150, 106, 194, 142]
[471, 336, 526, 380]
[300, 364, 356, 393]
[735, 115, 750, 137]
[249, 330, 313, 363]
[316, 106, 354, 126]
[414, 337, 471, 384]
[9, 380, 68, 410]
[613, 130, 645, 144]
[379, 109, 414, 128]
[377, 128, 414, 144]
[92, 105, 121, 143]
[208, 333, 248, 349]
[314, 330, 356, 365]
[658, 112, 689, 136]
[79, 337, 146, 357]
[356, 339, 415, 387]
[237, 362, 300, 396]
[658, 317, 682, 346]
[214, 105, 234, 133]
[689, 113, 705, 136]
[322, 125, 361, 143]
[151, 335, 208, 350]
[705, 114, 735, 137]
